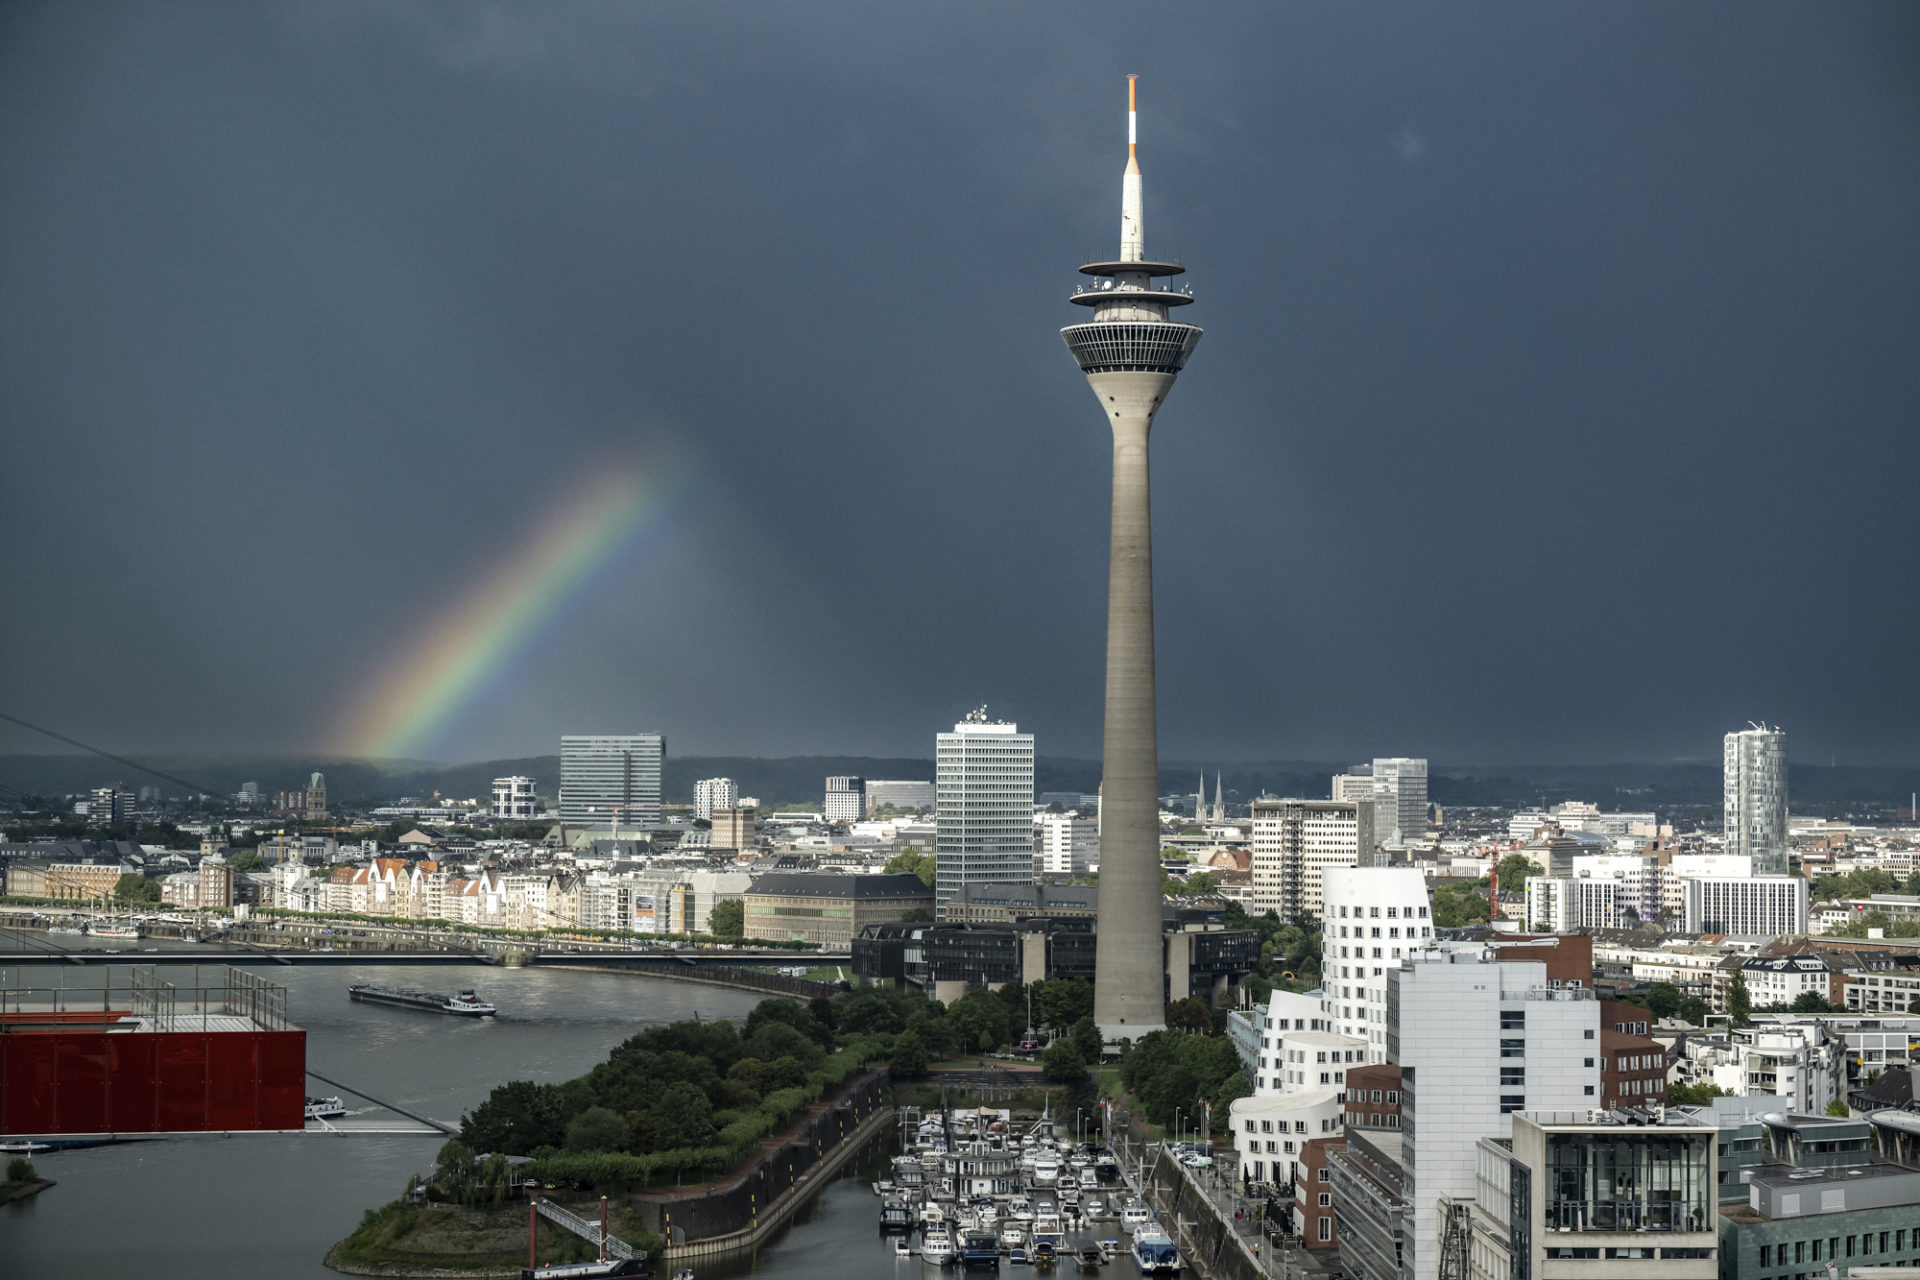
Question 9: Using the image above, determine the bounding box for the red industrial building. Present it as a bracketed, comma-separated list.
[0, 966, 305, 1134]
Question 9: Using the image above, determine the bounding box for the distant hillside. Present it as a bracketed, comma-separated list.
[0, 753, 1910, 816]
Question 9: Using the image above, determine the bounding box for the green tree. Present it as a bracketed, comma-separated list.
[1431, 883, 1491, 929]
[885, 850, 937, 890]
[1826, 1099, 1852, 1118]
[652, 1082, 716, 1150]
[1677, 996, 1710, 1026]
[1166, 997, 1215, 1034]
[1790, 991, 1833, 1014]
[1042, 1039, 1088, 1082]
[1495, 854, 1544, 893]
[564, 1106, 629, 1152]
[113, 874, 161, 905]
[1212, 1071, 1252, 1124]
[1069, 1016, 1103, 1064]
[1666, 1082, 1728, 1107]
[6, 1156, 34, 1184]
[708, 898, 744, 940]
[434, 1139, 476, 1203]
[1644, 983, 1682, 1021]
[1728, 974, 1753, 1030]
[890, 1033, 930, 1079]
[900, 907, 933, 923]
[1184, 872, 1221, 895]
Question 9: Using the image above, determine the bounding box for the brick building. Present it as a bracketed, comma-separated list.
[1599, 998, 1667, 1107]
[1296, 1135, 1346, 1248]
[1342, 1062, 1403, 1130]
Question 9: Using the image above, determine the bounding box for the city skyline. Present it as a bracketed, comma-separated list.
[5, 6, 1919, 770]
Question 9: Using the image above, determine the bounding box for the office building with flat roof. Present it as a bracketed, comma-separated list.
[935, 712, 1034, 916]
[559, 733, 664, 830]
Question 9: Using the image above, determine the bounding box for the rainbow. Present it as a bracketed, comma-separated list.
[336, 459, 683, 760]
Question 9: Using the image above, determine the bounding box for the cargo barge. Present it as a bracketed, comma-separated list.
[348, 984, 495, 1017]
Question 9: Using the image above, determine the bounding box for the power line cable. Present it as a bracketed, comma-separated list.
[0, 710, 225, 800]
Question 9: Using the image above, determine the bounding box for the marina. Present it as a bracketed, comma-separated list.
[867, 1108, 1179, 1275]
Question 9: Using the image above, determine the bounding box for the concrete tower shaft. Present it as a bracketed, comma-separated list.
[1061, 77, 1203, 1041]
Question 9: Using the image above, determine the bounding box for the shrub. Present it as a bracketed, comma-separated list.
[6, 1156, 34, 1184]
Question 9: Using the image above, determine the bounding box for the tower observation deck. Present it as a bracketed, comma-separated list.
[1063, 76, 1202, 1041]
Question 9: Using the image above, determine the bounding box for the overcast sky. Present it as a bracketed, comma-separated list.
[3, 3, 1917, 767]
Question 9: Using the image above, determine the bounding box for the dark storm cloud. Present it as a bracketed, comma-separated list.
[3, 2, 1917, 765]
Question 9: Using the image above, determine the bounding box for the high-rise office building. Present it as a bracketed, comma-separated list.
[559, 733, 665, 829]
[88, 784, 133, 827]
[693, 777, 736, 821]
[935, 711, 1035, 916]
[1320, 867, 1434, 1062]
[1249, 798, 1375, 921]
[492, 776, 537, 821]
[709, 806, 757, 852]
[1724, 724, 1788, 875]
[823, 776, 865, 823]
[1062, 77, 1203, 1039]
[1369, 758, 1428, 847]
[1388, 947, 1601, 1280]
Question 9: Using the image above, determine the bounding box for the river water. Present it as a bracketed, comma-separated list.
[2, 930, 1127, 1280]
[1, 929, 784, 1278]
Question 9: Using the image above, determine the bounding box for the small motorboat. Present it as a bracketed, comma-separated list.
[672, 1269, 695, 1280]
[896, 1241, 915, 1258]
[1009, 1249, 1030, 1267]
[1076, 1247, 1104, 1271]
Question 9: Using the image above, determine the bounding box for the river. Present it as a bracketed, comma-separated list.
[2, 931, 1116, 1280]
[0, 929, 795, 1278]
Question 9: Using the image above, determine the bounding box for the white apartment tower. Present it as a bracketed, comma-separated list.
[491, 775, 536, 821]
[559, 733, 665, 829]
[935, 710, 1035, 916]
[1320, 867, 1434, 1062]
[1250, 798, 1375, 921]
[1388, 948, 1602, 1280]
[692, 777, 736, 821]
[1724, 725, 1788, 875]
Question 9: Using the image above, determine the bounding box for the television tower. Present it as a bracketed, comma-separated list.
[1062, 76, 1202, 1039]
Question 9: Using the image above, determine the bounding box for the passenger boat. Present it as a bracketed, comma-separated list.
[304, 1096, 348, 1120]
[999, 1222, 1027, 1250]
[1128, 1228, 1179, 1274]
[1007, 1196, 1034, 1222]
[349, 984, 496, 1016]
[880, 1197, 914, 1232]
[921, 1228, 955, 1266]
[874, 1179, 896, 1196]
[88, 921, 140, 939]
[919, 1200, 949, 1229]
[1119, 1203, 1153, 1232]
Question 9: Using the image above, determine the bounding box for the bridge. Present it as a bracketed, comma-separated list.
[0, 948, 851, 968]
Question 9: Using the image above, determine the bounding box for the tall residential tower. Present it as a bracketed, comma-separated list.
[1062, 77, 1203, 1038]
[1724, 724, 1788, 875]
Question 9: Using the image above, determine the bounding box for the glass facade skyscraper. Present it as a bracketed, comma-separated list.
[560, 733, 665, 830]
[1723, 726, 1788, 876]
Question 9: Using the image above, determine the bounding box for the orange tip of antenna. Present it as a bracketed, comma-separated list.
[1128, 74, 1137, 111]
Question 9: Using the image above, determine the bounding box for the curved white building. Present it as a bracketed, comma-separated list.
[1320, 867, 1434, 1062]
